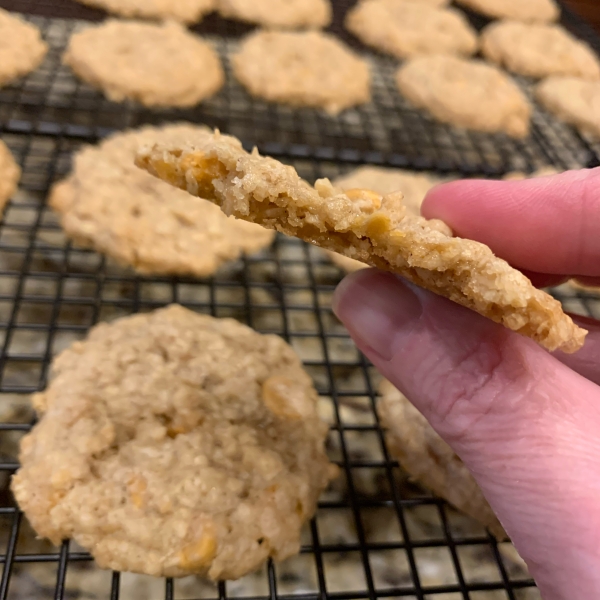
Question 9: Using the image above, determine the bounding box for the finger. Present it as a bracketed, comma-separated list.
[333, 269, 600, 599]
[422, 168, 600, 276]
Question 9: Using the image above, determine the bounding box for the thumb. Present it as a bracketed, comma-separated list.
[333, 269, 600, 600]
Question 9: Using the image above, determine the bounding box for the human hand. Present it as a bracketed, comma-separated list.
[332, 168, 600, 600]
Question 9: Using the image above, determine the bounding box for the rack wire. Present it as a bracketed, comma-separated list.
[0, 1, 599, 599]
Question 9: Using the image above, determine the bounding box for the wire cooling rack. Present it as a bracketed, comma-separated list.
[0, 1, 599, 600]
[0, 0, 599, 173]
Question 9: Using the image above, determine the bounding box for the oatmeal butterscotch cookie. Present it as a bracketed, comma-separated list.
[0, 9, 48, 88]
[536, 77, 600, 140]
[135, 132, 586, 352]
[0, 140, 20, 214]
[50, 124, 273, 277]
[327, 166, 442, 272]
[455, 0, 559, 22]
[482, 21, 600, 80]
[72, 0, 214, 23]
[218, 0, 331, 29]
[396, 55, 532, 138]
[12, 305, 337, 579]
[63, 20, 223, 107]
[232, 30, 371, 115]
[378, 380, 506, 539]
[346, 0, 478, 59]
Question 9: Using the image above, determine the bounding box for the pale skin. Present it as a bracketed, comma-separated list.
[332, 168, 600, 600]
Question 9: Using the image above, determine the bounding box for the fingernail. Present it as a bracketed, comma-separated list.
[333, 270, 423, 361]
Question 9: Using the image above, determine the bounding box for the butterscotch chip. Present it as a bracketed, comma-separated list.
[0, 9, 48, 88]
[218, 0, 331, 28]
[455, 0, 559, 22]
[63, 20, 223, 107]
[72, 0, 214, 23]
[482, 21, 600, 80]
[396, 55, 532, 138]
[536, 77, 600, 140]
[232, 30, 371, 115]
[135, 132, 586, 353]
[378, 380, 506, 540]
[12, 305, 337, 579]
[346, 0, 478, 59]
[0, 140, 20, 214]
[50, 124, 273, 277]
[327, 166, 443, 272]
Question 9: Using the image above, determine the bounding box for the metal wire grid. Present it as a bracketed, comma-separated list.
[0, 3, 597, 174]
[0, 130, 598, 600]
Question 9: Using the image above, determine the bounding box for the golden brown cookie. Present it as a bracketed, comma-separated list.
[50, 124, 274, 277]
[12, 305, 337, 579]
[378, 380, 506, 540]
[346, 0, 478, 59]
[63, 20, 223, 107]
[535, 77, 600, 140]
[455, 0, 559, 22]
[72, 0, 215, 23]
[326, 166, 443, 272]
[396, 55, 532, 138]
[0, 140, 20, 214]
[135, 132, 586, 353]
[218, 0, 331, 28]
[482, 21, 600, 80]
[0, 9, 48, 88]
[232, 30, 371, 115]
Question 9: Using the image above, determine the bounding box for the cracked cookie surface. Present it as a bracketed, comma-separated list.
[135, 131, 586, 352]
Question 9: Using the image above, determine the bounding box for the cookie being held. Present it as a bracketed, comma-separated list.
[63, 20, 223, 107]
[12, 305, 337, 579]
[135, 131, 586, 353]
[346, 0, 478, 59]
[378, 380, 506, 539]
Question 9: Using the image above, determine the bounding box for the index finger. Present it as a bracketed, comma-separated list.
[421, 167, 600, 277]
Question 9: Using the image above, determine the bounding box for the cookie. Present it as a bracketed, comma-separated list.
[63, 20, 223, 107]
[535, 77, 600, 140]
[378, 380, 506, 540]
[50, 124, 273, 277]
[0, 140, 20, 214]
[482, 21, 600, 80]
[346, 0, 478, 59]
[455, 0, 559, 22]
[13, 305, 336, 578]
[569, 280, 600, 294]
[135, 132, 586, 353]
[73, 0, 214, 23]
[327, 166, 442, 271]
[218, 0, 331, 29]
[396, 55, 531, 138]
[0, 9, 48, 88]
[232, 30, 371, 115]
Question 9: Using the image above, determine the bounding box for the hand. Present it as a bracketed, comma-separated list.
[332, 168, 600, 600]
